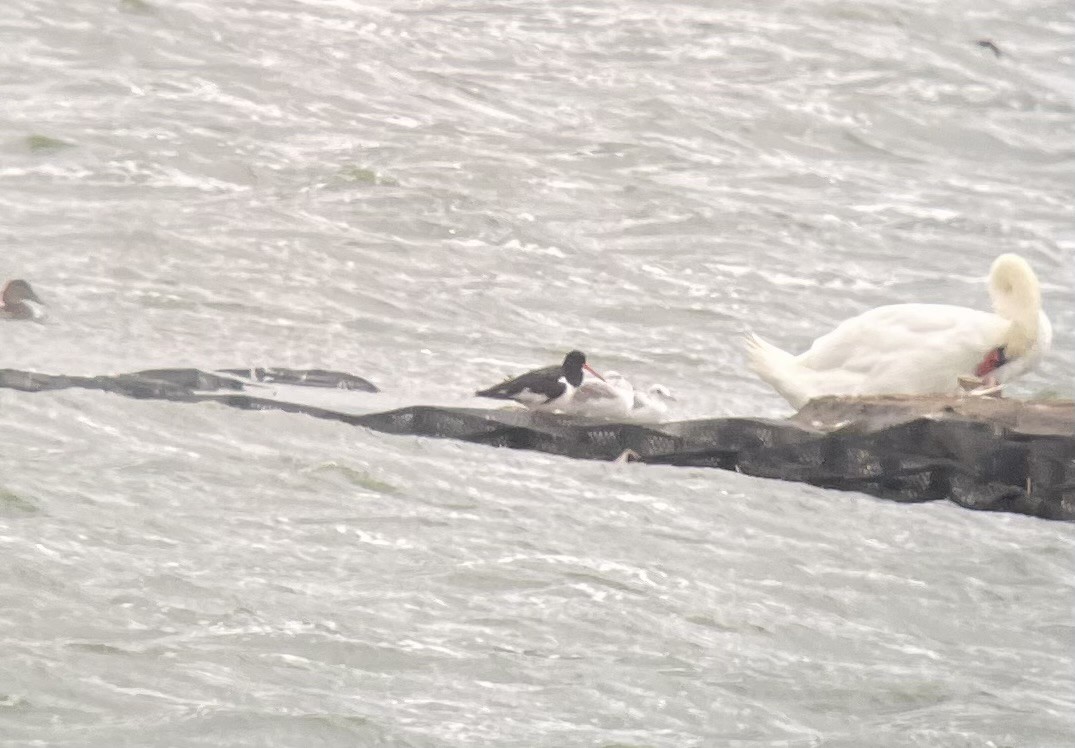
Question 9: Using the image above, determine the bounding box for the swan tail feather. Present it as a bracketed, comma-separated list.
[743, 333, 810, 409]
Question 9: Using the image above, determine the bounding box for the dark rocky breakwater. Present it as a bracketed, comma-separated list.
[2, 368, 1071, 521]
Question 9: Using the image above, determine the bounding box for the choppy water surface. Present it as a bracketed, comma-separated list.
[1, 1, 1073, 745]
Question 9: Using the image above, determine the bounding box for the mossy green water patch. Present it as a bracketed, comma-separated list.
[0, 487, 39, 515]
[25, 134, 74, 153]
[332, 165, 399, 188]
[310, 463, 400, 495]
[118, 0, 156, 14]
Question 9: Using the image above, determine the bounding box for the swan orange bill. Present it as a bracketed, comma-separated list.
[975, 347, 1007, 377]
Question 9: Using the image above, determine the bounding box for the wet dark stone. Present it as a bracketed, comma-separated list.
[1, 369, 1071, 521]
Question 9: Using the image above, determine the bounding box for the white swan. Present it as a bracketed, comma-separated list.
[744, 253, 1052, 409]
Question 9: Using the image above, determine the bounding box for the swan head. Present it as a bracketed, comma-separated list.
[988, 253, 1042, 357]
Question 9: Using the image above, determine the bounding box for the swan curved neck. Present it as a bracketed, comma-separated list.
[989, 254, 1041, 356]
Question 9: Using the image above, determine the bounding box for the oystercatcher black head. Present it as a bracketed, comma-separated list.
[475, 349, 604, 410]
[560, 350, 591, 387]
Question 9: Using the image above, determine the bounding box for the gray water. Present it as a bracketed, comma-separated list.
[1, 1, 1073, 746]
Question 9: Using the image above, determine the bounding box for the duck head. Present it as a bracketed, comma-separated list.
[3, 279, 42, 306]
[1, 280, 45, 320]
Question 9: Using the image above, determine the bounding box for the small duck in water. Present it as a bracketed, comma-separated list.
[0, 280, 45, 321]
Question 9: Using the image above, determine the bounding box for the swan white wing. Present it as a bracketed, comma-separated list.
[800, 304, 1007, 371]
[795, 304, 1011, 397]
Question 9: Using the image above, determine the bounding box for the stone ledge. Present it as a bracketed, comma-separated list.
[1, 369, 1071, 521]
